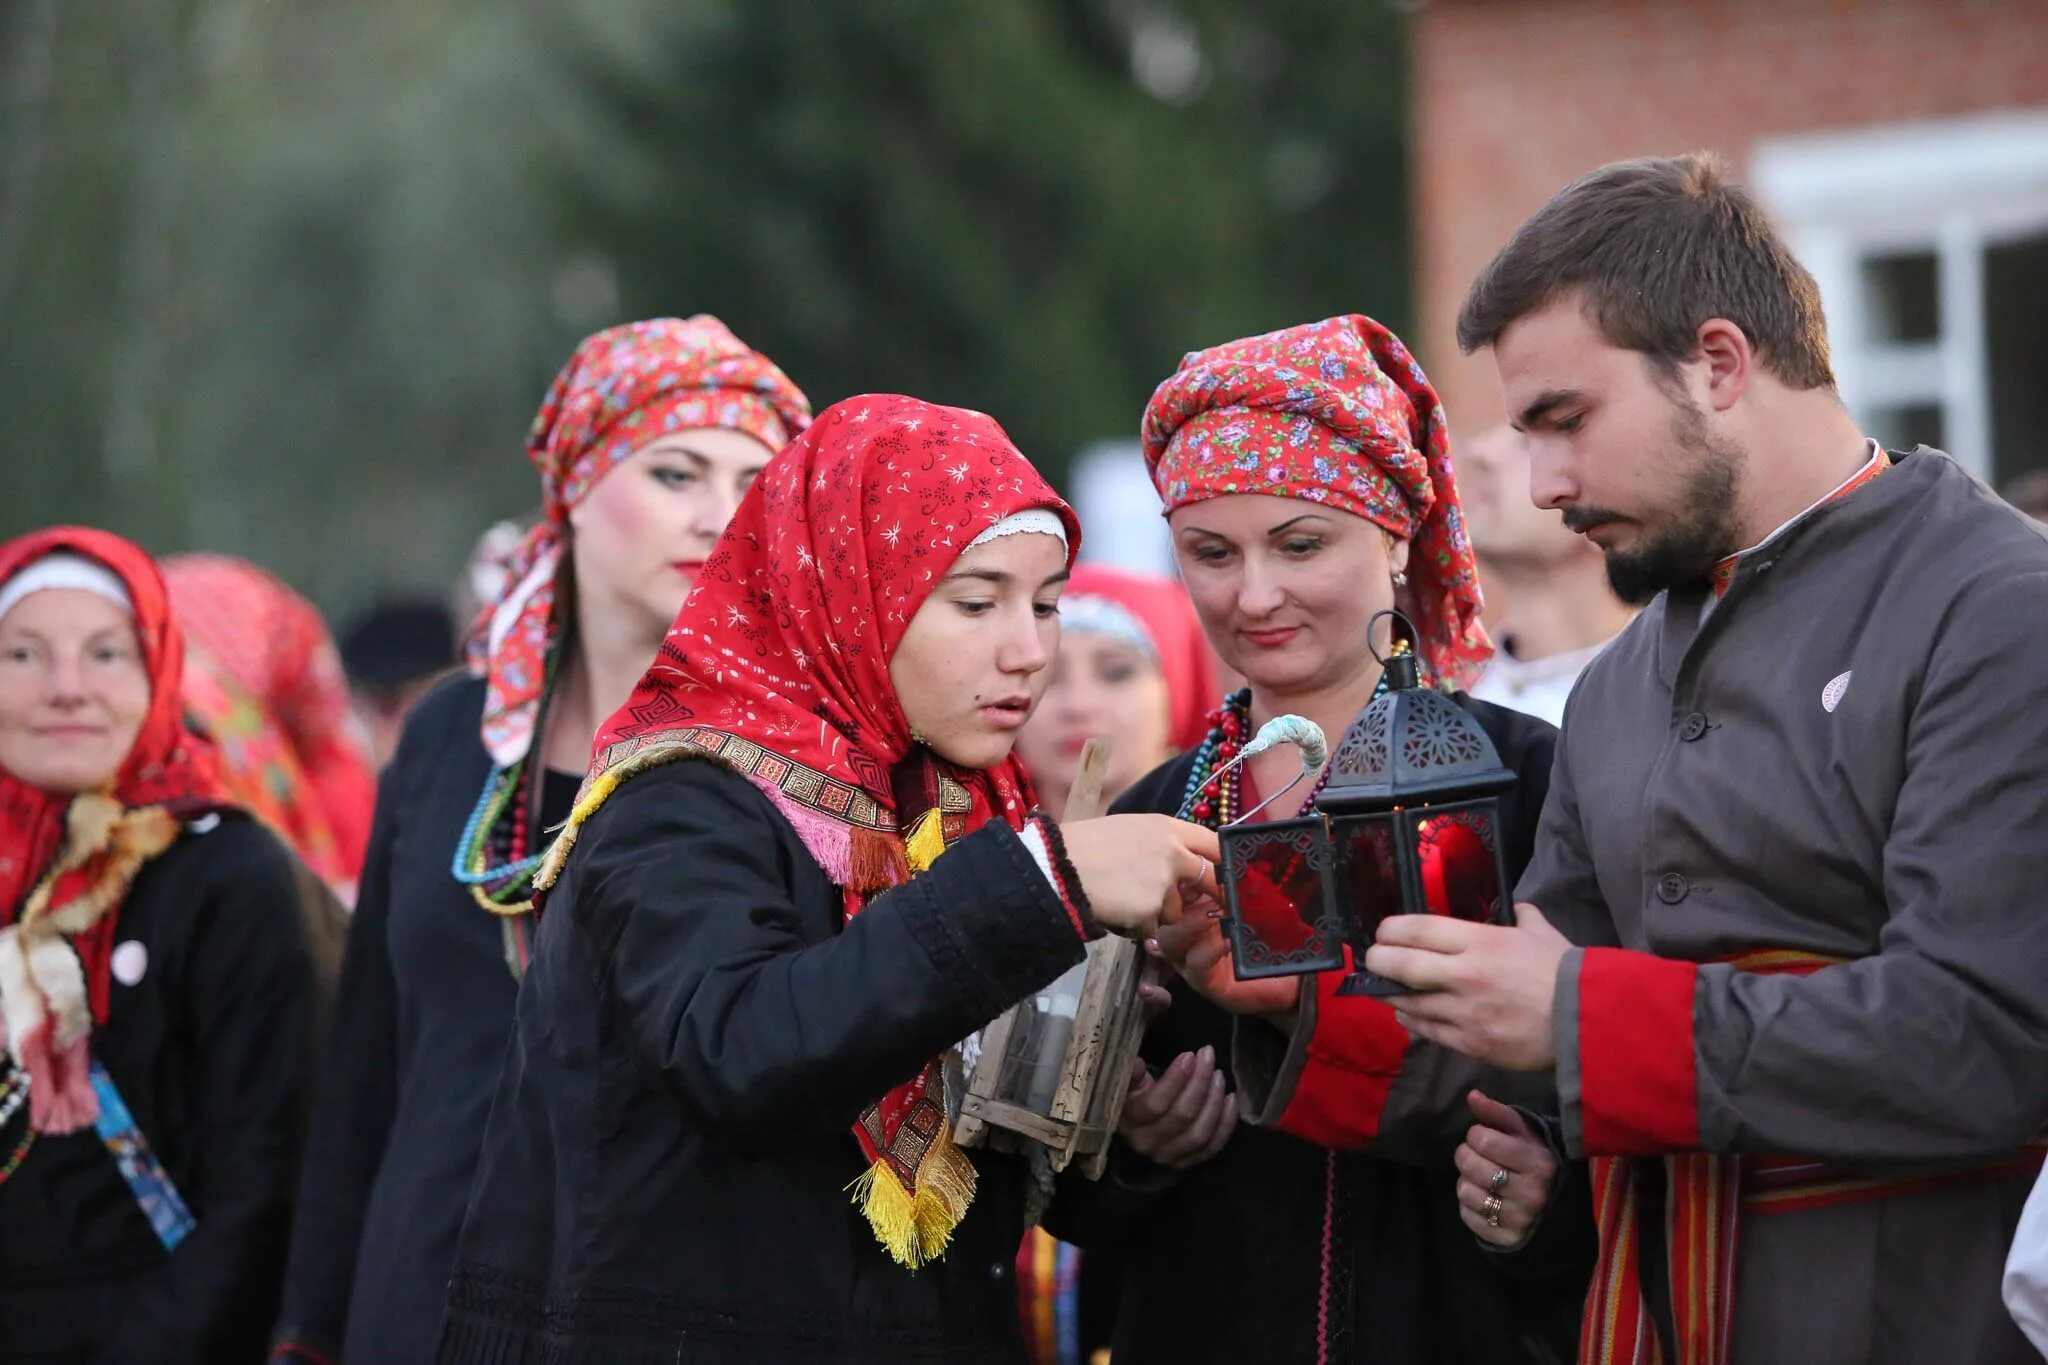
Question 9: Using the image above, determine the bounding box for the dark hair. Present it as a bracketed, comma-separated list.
[338, 599, 457, 692]
[1457, 153, 1835, 390]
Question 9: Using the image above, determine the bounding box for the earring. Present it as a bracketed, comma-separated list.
[1393, 570, 1409, 588]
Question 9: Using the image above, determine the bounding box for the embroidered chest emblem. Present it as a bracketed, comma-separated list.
[1821, 670, 1853, 714]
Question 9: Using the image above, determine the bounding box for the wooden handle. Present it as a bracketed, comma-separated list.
[1063, 738, 1111, 822]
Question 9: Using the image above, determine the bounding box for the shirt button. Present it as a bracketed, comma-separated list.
[988, 1261, 1010, 1283]
[1679, 711, 1709, 742]
[1656, 873, 1689, 904]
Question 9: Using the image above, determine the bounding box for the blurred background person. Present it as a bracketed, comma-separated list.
[1014, 563, 1216, 820]
[269, 317, 810, 1365]
[0, 528, 315, 1364]
[449, 518, 531, 633]
[2002, 469, 2048, 525]
[1459, 423, 1633, 726]
[164, 554, 377, 904]
[1010, 562, 1215, 1365]
[335, 599, 458, 774]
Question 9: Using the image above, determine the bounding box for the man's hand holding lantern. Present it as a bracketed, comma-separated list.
[1362, 902, 1571, 1070]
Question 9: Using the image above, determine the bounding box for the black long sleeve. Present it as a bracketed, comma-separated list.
[269, 778, 403, 1361]
[572, 760, 1089, 1140]
[89, 822, 315, 1364]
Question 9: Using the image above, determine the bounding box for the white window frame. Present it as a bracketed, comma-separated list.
[1751, 110, 2048, 479]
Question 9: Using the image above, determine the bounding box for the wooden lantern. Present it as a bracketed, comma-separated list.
[952, 740, 1150, 1178]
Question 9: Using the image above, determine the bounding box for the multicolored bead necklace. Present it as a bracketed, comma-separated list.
[1180, 644, 1408, 829]
[0, 1061, 33, 1189]
[451, 642, 563, 919]
[452, 762, 547, 915]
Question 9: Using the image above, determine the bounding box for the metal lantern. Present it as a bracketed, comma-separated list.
[1219, 611, 1517, 997]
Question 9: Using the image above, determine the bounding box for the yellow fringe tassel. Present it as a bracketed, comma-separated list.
[533, 741, 716, 893]
[902, 807, 948, 876]
[847, 1116, 980, 1270]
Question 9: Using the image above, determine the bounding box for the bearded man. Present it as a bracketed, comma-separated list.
[1301, 152, 2048, 1364]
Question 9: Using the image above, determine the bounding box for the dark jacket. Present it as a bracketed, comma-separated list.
[438, 757, 1095, 1364]
[1087, 695, 1593, 1365]
[0, 813, 315, 1365]
[274, 675, 580, 1363]
[1524, 448, 2048, 1363]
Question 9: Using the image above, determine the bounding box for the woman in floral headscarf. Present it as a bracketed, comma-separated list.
[1093, 317, 1594, 1364]
[271, 317, 812, 1365]
[438, 395, 1220, 1365]
[163, 555, 376, 903]
[0, 528, 315, 1363]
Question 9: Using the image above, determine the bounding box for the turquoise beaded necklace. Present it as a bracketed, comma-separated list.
[450, 639, 563, 920]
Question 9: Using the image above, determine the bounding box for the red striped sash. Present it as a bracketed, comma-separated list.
[1577, 949, 2046, 1365]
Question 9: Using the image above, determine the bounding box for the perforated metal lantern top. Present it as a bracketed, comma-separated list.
[1317, 638, 1515, 817]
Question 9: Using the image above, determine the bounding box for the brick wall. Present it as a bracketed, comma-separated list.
[1409, 0, 2048, 430]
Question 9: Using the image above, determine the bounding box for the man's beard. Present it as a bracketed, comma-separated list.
[1591, 398, 1744, 606]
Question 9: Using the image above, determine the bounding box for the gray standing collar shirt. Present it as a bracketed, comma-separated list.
[1521, 446, 2048, 1364]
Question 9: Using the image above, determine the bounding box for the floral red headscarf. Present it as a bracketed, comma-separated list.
[469, 315, 813, 768]
[539, 394, 1079, 1270]
[1141, 314, 1491, 689]
[0, 528, 232, 1132]
[164, 554, 374, 898]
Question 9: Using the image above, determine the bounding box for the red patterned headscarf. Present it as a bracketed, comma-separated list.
[1141, 314, 1491, 689]
[468, 315, 812, 768]
[0, 527, 233, 1133]
[164, 554, 375, 899]
[538, 394, 1079, 1270]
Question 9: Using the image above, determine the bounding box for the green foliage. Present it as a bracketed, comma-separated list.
[0, 0, 1408, 612]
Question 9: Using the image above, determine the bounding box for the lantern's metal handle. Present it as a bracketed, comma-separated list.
[1368, 609, 1422, 691]
[1177, 714, 1329, 826]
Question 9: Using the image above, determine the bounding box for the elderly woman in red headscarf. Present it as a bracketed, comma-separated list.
[270, 317, 813, 1365]
[163, 555, 376, 904]
[1085, 317, 1594, 1364]
[437, 394, 1220, 1365]
[0, 528, 316, 1363]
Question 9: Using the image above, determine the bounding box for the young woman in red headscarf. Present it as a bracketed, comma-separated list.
[270, 317, 813, 1365]
[1084, 317, 1595, 1364]
[162, 554, 376, 904]
[0, 528, 317, 1363]
[437, 395, 1220, 1365]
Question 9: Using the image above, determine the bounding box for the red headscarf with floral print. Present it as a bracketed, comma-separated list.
[468, 315, 812, 768]
[1141, 314, 1491, 689]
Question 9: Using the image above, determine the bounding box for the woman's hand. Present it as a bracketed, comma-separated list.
[1455, 1089, 1557, 1248]
[1059, 815, 1220, 938]
[1149, 907, 1300, 1022]
[1118, 1048, 1236, 1169]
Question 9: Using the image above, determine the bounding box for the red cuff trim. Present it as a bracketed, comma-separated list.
[270, 1343, 339, 1365]
[1028, 814, 1096, 941]
[1274, 956, 1412, 1148]
[1577, 947, 1700, 1155]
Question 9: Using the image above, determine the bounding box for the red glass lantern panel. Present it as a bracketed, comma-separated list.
[1219, 818, 1346, 977]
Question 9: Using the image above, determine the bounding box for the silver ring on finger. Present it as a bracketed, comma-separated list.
[1481, 1194, 1504, 1227]
[1488, 1167, 1510, 1195]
